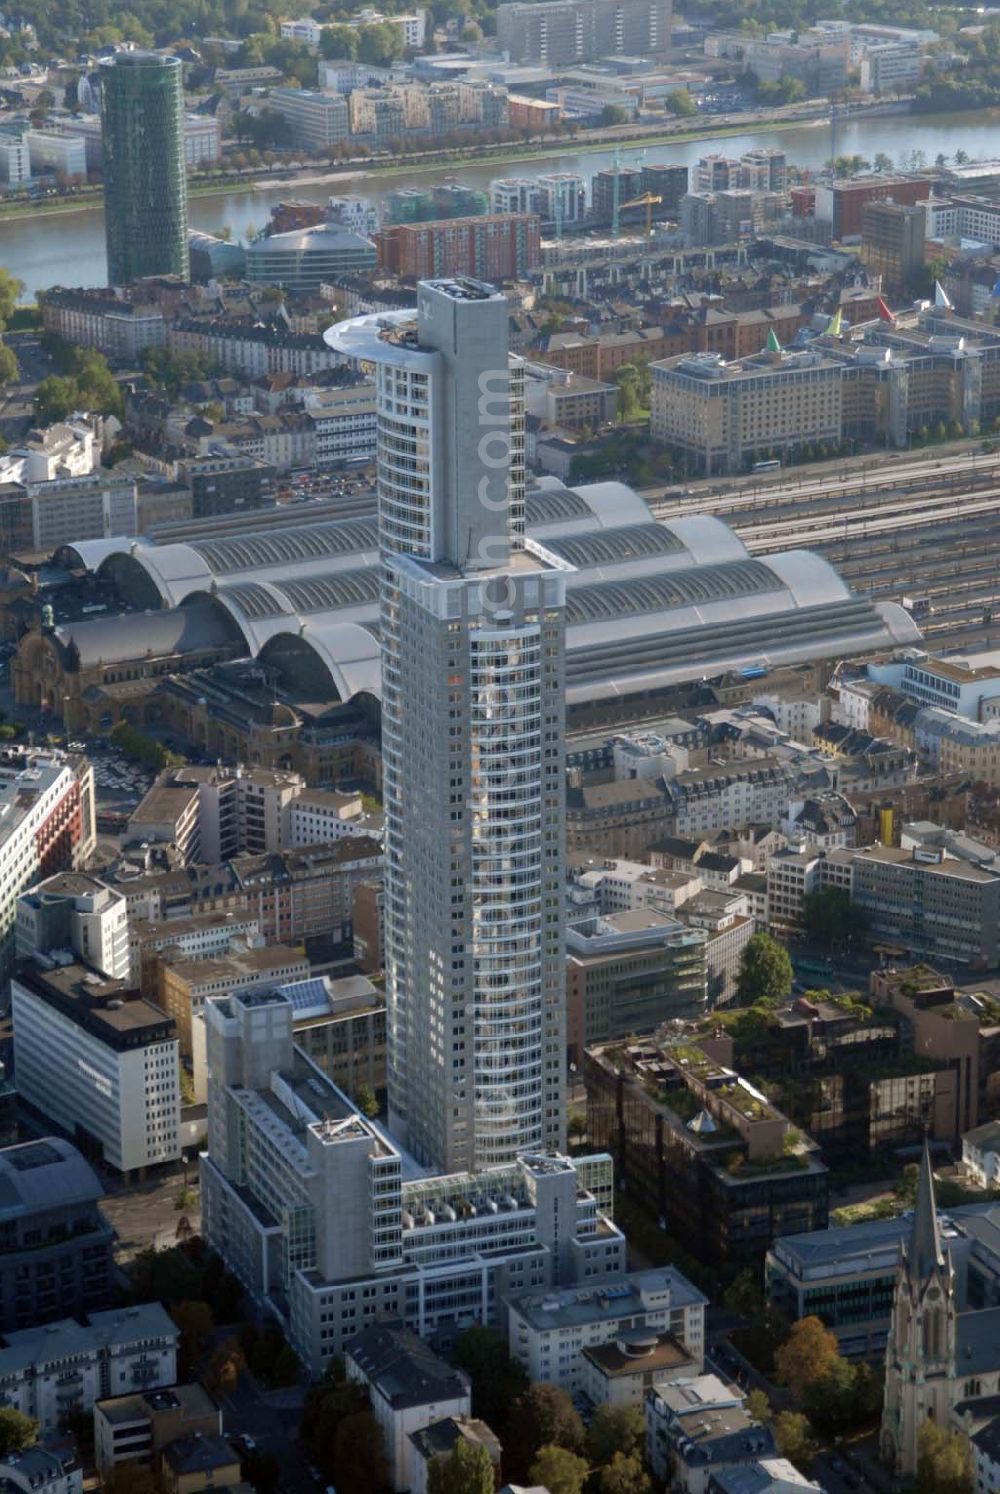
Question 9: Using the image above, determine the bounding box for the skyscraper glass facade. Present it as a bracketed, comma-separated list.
[101, 52, 189, 286]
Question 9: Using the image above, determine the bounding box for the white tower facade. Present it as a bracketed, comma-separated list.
[328, 279, 567, 1175]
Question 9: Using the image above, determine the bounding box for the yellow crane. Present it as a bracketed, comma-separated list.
[618, 191, 662, 241]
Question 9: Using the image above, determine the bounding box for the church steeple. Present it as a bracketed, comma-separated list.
[880, 1141, 958, 1477]
[907, 1140, 945, 1283]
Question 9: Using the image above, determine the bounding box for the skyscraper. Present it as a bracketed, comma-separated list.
[101, 52, 189, 286]
[329, 279, 567, 1175]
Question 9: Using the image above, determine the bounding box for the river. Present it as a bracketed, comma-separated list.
[0, 108, 995, 298]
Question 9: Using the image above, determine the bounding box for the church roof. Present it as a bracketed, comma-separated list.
[958, 1307, 1000, 1376]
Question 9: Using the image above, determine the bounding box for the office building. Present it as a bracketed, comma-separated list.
[813, 175, 930, 239]
[505, 1267, 705, 1396]
[0, 1138, 114, 1332]
[25, 131, 87, 179]
[177, 455, 275, 521]
[860, 199, 926, 297]
[100, 52, 189, 285]
[16, 873, 130, 980]
[329, 279, 565, 1174]
[566, 909, 708, 1064]
[850, 844, 1000, 968]
[246, 225, 376, 292]
[497, 0, 670, 64]
[11, 960, 181, 1176]
[0, 130, 30, 185]
[0, 1303, 177, 1433]
[267, 87, 350, 152]
[376, 216, 541, 281]
[199, 988, 624, 1374]
[585, 1038, 828, 1269]
[650, 348, 844, 475]
[0, 748, 96, 981]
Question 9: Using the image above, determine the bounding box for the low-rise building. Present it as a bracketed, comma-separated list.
[408, 1417, 501, 1494]
[646, 1375, 776, 1491]
[0, 1446, 82, 1494]
[505, 1267, 706, 1397]
[16, 873, 130, 981]
[160, 1433, 241, 1494]
[963, 1120, 1000, 1189]
[346, 1322, 471, 1494]
[94, 1384, 222, 1480]
[0, 1304, 177, 1432]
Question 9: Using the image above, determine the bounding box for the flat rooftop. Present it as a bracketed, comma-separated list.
[505, 1268, 706, 1331]
[14, 961, 175, 1049]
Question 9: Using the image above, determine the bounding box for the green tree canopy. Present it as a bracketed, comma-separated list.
[427, 1438, 495, 1494]
[0, 1408, 38, 1457]
[916, 1420, 972, 1494]
[357, 20, 403, 65]
[772, 1411, 816, 1471]
[0, 269, 23, 329]
[592, 1452, 652, 1494]
[0, 344, 17, 388]
[802, 886, 866, 948]
[505, 1384, 586, 1482]
[453, 1325, 528, 1431]
[587, 1405, 644, 1465]
[528, 1445, 589, 1494]
[736, 932, 793, 1005]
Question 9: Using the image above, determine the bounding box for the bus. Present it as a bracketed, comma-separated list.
[752, 458, 781, 473]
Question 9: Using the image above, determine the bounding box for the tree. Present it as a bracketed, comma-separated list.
[320, 23, 358, 58]
[916, 1420, 972, 1494]
[34, 375, 78, 424]
[528, 1445, 588, 1494]
[0, 269, 23, 329]
[801, 887, 865, 948]
[736, 932, 793, 1006]
[773, 1411, 816, 1471]
[506, 1384, 586, 1482]
[600, 103, 629, 126]
[774, 1316, 840, 1400]
[454, 1325, 528, 1430]
[666, 86, 696, 116]
[170, 1299, 215, 1378]
[332, 1409, 391, 1494]
[0, 344, 18, 387]
[353, 1083, 378, 1118]
[0, 1408, 37, 1457]
[203, 1337, 244, 1398]
[427, 1438, 495, 1494]
[587, 1405, 644, 1466]
[592, 1453, 652, 1494]
[747, 1388, 772, 1423]
[723, 1265, 765, 1319]
[106, 1468, 160, 1494]
[357, 20, 403, 66]
[804, 1357, 882, 1437]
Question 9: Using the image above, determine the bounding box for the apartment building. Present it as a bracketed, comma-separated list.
[497, 0, 670, 64]
[505, 1267, 705, 1395]
[39, 287, 166, 360]
[304, 382, 377, 466]
[12, 960, 181, 1176]
[0, 1138, 114, 1332]
[94, 1384, 222, 1481]
[650, 348, 843, 475]
[231, 838, 383, 946]
[0, 1305, 177, 1433]
[0, 748, 96, 980]
[376, 215, 541, 280]
[200, 988, 624, 1374]
[167, 318, 344, 378]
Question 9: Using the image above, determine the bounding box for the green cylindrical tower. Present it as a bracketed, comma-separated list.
[101, 52, 189, 286]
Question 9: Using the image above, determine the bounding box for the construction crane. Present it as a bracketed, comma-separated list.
[618, 191, 662, 241]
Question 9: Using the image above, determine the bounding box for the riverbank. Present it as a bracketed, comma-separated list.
[0, 98, 906, 226]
